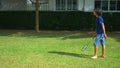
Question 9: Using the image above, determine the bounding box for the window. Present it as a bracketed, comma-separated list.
[67, 0, 72, 10]
[56, 0, 78, 11]
[110, 0, 117, 10]
[102, 1, 108, 11]
[117, 1, 120, 10]
[73, 0, 77, 10]
[0, 1, 1, 9]
[95, 0, 120, 12]
[56, 0, 65, 10]
[95, 0, 101, 8]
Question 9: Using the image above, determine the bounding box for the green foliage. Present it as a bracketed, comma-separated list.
[0, 11, 120, 30]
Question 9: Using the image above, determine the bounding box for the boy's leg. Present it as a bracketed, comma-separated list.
[91, 34, 100, 59]
[101, 34, 105, 58]
[102, 46, 105, 58]
[91, 46, 98, 59]
[94, 46, 98, 56]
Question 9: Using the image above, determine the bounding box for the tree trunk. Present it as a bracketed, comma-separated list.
[35, 0, 39, 32]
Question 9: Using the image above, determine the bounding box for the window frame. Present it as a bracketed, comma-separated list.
[95, 0, 120, 12]
[56, 0, 78, 11]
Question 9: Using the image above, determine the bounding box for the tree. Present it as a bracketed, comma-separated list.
[35, 0, 39, 32]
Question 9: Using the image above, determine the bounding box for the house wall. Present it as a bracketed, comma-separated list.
[49, 0, 56, 11]
[78, 0, 84, 11]
[84, 0, 95, 12]
[48, 0, 95, 11]
[0, 0, 95, 11]
[0, 0, 26, 11]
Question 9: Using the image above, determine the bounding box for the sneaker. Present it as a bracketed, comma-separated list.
[91, 56, 97, 59]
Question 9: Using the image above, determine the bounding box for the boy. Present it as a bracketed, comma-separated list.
[91, 8, 107, 59]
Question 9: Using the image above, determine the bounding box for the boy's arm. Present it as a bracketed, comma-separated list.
[93, 31, 97, 39]
[93, 30, 97, 36]
[101, 23, 107, 39]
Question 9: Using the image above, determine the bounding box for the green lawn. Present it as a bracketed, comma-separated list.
[0, 30, 119, 68]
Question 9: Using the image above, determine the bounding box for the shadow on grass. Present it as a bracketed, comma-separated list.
[48, 51, 92, 58]
[0, 30, 119, 42]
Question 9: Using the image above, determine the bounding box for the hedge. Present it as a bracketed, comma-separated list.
[0, 11, 120, 31]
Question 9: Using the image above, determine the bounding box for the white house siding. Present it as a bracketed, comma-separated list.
[26, 0, 49, 11]
[0, 0, 95, 11]
[48, 0, 85, 11]
[49, 0, 56, 11]
[0, 0, 26, 11]
[40, 3, 49, 10]
[78, 0, 84, 11]
[48, 0, 95, 11]
[84, 0, 95, 12]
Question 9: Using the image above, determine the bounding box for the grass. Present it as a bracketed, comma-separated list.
[0, 30, 119, 68]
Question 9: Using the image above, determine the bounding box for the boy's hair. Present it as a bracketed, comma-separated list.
[94, 8, 102, 16]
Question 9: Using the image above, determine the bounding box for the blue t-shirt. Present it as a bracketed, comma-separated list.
[96, 16, 104, 34]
